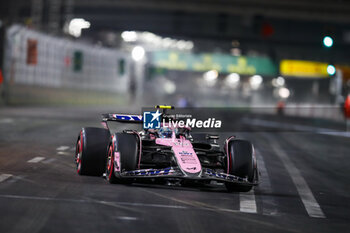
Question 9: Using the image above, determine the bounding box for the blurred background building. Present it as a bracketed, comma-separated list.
[1, 0, 350, 120]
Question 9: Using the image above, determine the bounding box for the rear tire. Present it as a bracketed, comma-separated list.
[75, 127, 110, 176]
[105, 132, 139, 184]
[225, 139, 255, 192]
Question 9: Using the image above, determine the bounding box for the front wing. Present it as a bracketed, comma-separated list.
[120, 167, 259, 186]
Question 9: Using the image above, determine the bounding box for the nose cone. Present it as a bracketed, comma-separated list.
[172, 146, 202, 175]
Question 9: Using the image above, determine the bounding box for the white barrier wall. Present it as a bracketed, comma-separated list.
[3, 25, 130, 93]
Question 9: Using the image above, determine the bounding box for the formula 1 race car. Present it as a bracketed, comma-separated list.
[75, 106, 259, 192]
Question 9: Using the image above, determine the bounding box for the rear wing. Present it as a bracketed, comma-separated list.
[101, 106, 174, 124]
[102, 113, 143, 123]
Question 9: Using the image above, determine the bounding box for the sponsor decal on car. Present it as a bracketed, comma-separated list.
[124, 167, 175, 176]
[205, 169, 247, 182]
[112, 114, 142, 121]
[178, 150, 197, 164]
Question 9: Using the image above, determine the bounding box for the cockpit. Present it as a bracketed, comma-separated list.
[158, 126, 177, 138]
[146, 126, 190, 139]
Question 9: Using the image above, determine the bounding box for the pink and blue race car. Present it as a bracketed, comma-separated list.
[75, 106, 259, 192]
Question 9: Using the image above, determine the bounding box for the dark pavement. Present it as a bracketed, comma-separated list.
[0, 106, 349, 233]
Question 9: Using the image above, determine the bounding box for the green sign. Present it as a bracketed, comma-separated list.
[73, 51, 83, 72]
[150, 51, 277, 76]
[118, 59, 125, 76]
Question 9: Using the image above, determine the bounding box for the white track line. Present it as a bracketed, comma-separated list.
[0, 118, 14, 124]
[255, 149, 278, 215]
[115, 216, 139, 221]
[57, 151, 71, 155]
[56, 146, 70, 151]
[42, 158, 56, 164]
[27, 157, 45, 163]
[240, 190, 257, 213]
[319, 131, 350, 137]
[0, 194, 188, 210]
[0, 174, 12, 183]
[265, 134, 326, 218]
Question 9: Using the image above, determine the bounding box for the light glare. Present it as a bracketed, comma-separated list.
[164, 80, 176, 94]
[121, 31, 137, 42]
[68, 18, 90, 38]
[249, 75, 263, 89]
[278, 87, 290, 99]
[323, 36, 333, 48]
[203, 70, 218, 82]
[225, 73, 240, 87]
[327, 65, 336, 75]
[131, 46, 145, 61]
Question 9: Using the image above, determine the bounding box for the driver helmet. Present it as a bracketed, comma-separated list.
[159, 127, 173, 138]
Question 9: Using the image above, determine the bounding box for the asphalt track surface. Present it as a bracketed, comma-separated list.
[0, 106, 349, 233]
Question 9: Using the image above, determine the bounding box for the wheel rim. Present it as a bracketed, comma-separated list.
[107, 146, 114, 180]
[76, 140, 82, 173]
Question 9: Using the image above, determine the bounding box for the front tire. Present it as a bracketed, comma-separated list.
[225, 139, 256, 192]
[106, 143, 120, 183]
[105, 132, 139, 184]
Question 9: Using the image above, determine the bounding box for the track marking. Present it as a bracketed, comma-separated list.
[27, 157, 45, 163]
[115, 216, 139, 221]
[57, 151, 71, 155]
[0, 118, 14, 124]
[264, 134, 326, 218]
[319, 131, 350, 137]
[0, 174, 12, 183]
[141, 189, 300, 233]
[100, 200, 188, 209]
[141, 188, 240, 213]
[240, 190, 257, 213]
[0, 194, 188, 210]
[255, 149, 279, 216]
[42, 158, 56, 164]
[56, 146, 70, 151]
